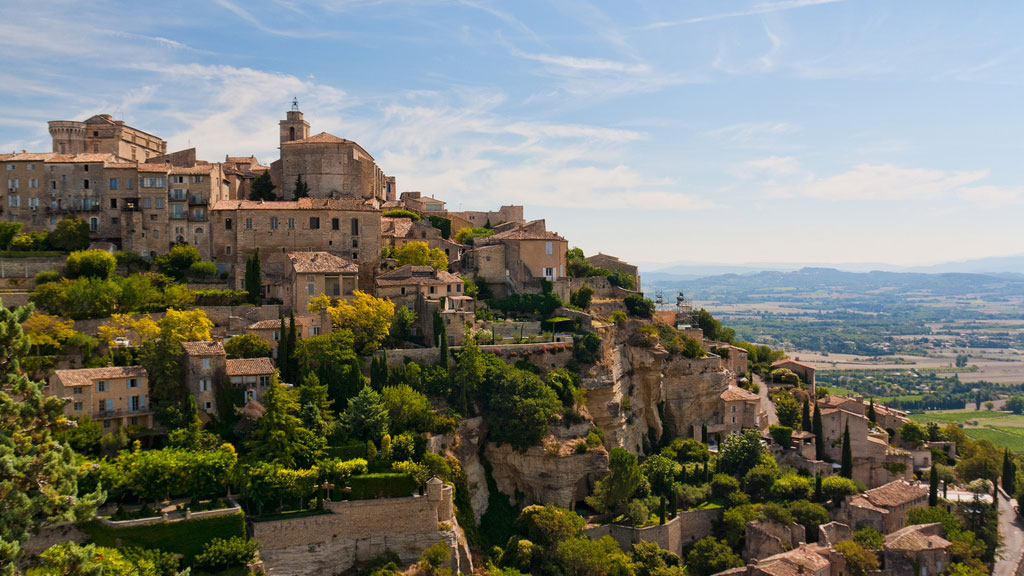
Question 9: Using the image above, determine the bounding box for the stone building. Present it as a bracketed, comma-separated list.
[771, 359, 816, 397]
[226, 357, 276, 404]
[48, 114, 166, 161]
[459, 219, 569, 297]
[270, 104, 392, 204]
[381, 217, 464, 262]
[399, 191, 445, 214]
[285, 251, 359, 313]
[222, 155, 270, 202]
[836, 479, 929, 534]
[882, 523, 950, 576]
[209, 197, 382, 294]
[375, 265, 472, 345]
[181, 340, 226, 417]
[717, 384, 764, 435]
[49, 366, 151, 434]
[818, 402, 912, 487]
[585, 252, 641, 291]
[446, 205, 524, 232]
[245, 313, 328, 358]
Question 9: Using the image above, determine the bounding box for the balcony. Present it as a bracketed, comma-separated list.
[189, 213, 208, 222]
[96, 407, 148, 419]
[189, 195, 208, 205]
[170, 213, 187, 220]
[168, 193, 187, 202]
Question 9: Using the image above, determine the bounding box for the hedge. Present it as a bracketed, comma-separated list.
[327, 442, 367, 460]
[192, 289, 251, 306]
[81, 511, 246, 564]
[348, 473, 415, 500]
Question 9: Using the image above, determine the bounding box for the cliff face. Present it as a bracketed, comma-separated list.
[485, 440, 609, 508]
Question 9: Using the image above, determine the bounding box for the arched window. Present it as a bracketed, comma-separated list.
[225, 218, 232, 230]
[289, 127, 295, 141]
[195, 227, 203, 234]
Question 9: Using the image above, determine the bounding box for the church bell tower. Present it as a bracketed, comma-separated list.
[279, 98, 310, 146]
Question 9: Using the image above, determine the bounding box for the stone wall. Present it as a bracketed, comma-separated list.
[583, 508, 722, 558]
[0, 257, 66, 278]
[486, 441, 609, 508]
[253, 487, 470, 576]
[380, 342, 573, 373]
[744, 520, 806, 562]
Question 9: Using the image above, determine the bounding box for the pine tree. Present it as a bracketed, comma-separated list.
[298, 371, 333, 422]
[840, 421, 853, 478]
[341, 356, 364, 406]
[1003, 449, 1016, 496]
[867, 398, 877, 424]
[0, 304, 103, 569]
[245, 249, 262, 305]
[801, 398, 812, 432]
[247, 379, 320, 468]
[929, 465, 939, 507]
[813, 403, 824, 460]
[294, 174, 310, 199]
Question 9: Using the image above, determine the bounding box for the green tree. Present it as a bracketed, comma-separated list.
[821, 475, 859, 503]
[341, 385, 390, 443]
[481, 364, 560, 450]
[34, 542, 164, 576]
[853, 526, 883, 550]
[898, 420, 927, 446]
[388, 306, 417, 346]
[585, 448, 648, 514]
[717, 429, 768, 478]
[801, 398, 812, 432]
[1003, 449, 1016, 496]
[570, 284, 595, 310]
[154, 244, 201, 280]
[224, 333, 271, 359]
[516, 505, 585, 553]
[249, 172, 276, 201]
[247, 379, 322, 468]
[631, 541, 684, 576]
[642, 455, 681, 498]
[775, 394, 801, 428]
[381, 383, 434, 433]
[64, 249, 117, 280]
[294, 174, 310, 198]
[624, 293, 655, 318]
[0, 221, 22, 249]
[0, 303, 102, 571]
[867, 398, 877, 423]
[47, 217, 90, 252]
[329, 291, 394, 355]
[245, 249, 261, 305]
[930, 465, 939, 506]
[685, 537, 743, 576]
[813, 402, 824, 459]
[297, 371, 334, 423]
[841, 422, 853, 478]
[1006, 396, 1024, 415]
[285, 312, 298, 382]
[834, 540, 879, 576]
[787, 500, 829, 542]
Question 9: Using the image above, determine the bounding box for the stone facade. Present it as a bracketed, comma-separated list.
[882, 523, 950, 576]
[284, 251, 359, 312]
[585, 252, 641, 291]
[744, 519, 807, 562]
[48, 114, 166, 161]
[48, 365, 151, 434]
[835, 480, 929, 534]
[252, 481, 470, 576]
[181, 340, 227, 417]
[583, 508, 722, 559]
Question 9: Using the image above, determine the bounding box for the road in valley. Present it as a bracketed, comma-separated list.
[994, 488, 1024, 576]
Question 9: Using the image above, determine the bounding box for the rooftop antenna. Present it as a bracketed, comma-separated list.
[291, 97, 300, 111]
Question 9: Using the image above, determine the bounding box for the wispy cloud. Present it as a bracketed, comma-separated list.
[644, 0, 844, 29]
[515, 51, 650, 74]
[706, 122, 799, 148]
[212, 0, 334, 38]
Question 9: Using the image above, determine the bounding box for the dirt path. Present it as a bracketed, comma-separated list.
[756, 374, 778, 427]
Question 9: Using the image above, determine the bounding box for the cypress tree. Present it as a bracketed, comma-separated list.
[294, 174, 310, 199]
[439, 323, 449, 368]
[929, 465, 939, 507]
[801, 398, 812, 432]
[245, 248, 261, 305]
[342, 356, 364, 406]
[277, 314, 290, 382]
[701, 424, 708, 445]
[286, 312, 298, 382]
[659, 495, 667, 525]
[1003, 449, 1016, 496]
[814, 473, 824, 502]
[840, 421, 853, 478]
[813, 403, 824, 460]
[867, 398, 877, 424]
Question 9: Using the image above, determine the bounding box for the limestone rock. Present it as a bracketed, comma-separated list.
[485, 441, 609, 508]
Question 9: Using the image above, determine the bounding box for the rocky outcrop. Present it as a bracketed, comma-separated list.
[485, 440, 609, 508]
[452, 417, 490, 522]
[745, 519, 807, 562]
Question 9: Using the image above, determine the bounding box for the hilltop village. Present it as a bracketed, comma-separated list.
[2, 107, 1014, 576]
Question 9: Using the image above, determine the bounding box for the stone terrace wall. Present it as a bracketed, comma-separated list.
[381, 342, 573, 373]
[253, 491, 464, 576]
[0, 257, 66, 278]
[583, 508, 722, 558]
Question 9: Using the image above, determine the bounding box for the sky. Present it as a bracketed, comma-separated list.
[1, 0, 1022, 268]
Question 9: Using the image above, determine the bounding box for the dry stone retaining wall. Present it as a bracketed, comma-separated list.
[583, 508, 722, 558]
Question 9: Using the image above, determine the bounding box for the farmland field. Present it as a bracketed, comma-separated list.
[911, 409, 1024, 452]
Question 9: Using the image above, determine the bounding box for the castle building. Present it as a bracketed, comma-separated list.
[48, 114, 166, 161]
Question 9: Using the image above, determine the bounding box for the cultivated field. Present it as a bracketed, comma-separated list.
[910, 410, 1024, 452]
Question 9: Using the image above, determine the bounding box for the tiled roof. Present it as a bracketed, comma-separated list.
[488, 220, 565, 242]
[381, 217, 414, 238]
[772, 359, 816, 370]
[169, 165, 216, 175]
[105, 162, 140, 169]
[137, 163, 172, 173]
[46, 153, 118, 164]
[281, 132, 375, 160]
[181, 340, 225, 356]
[756, 546, 831, 576]
[720, 385, 759, 401]
[884, 523, 951, 551]
[225, 357, 275, 376]
[376, 265, 463, 287]
[287, 252, 359, 274]
[849, 495, 889, 514]
[863, 480, 929, 508]
[247, 314, 320, 330]
[792, 430, 815, 438]
[210, 197, 376, 212]
[0, 152, 55, 162]
[53, 365, 147, 387]
[226, 156, 259, 163]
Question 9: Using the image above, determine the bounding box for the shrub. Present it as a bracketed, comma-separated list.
[65, 249, 117, 280]
[193, 536, 259, 570]
[624, 294, 655, 318]
[770, 474, 813, 501]
[769, 425, 793, 448]
[569, 284, 595, 310]
[192, 289, 250, 306]
[34, 270, 62, 285]
[681, 336, 706, 359]
[348, 473, 415, 500]
[382, 209, 422, 221]
[48, 217, 90, 251]
[710, 474, 741, 500]
[454, 227, 495, 245]
[188, 261, 218, 279]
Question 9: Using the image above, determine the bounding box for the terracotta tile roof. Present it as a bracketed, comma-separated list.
[169, 165, 216, 175]
[0, 152, 55, 162]
[246, 315, 320, 330]
[225, 357, 275, 376]
[45, 153, 118, 164]
[884, 523, 951, 551]
[757, 546, 831, 576]
[772, 359, 816, 371]
[792, 430, 815, 438]
[281, 132, 375, 160]
[287, 252, 358, 274]
[863, 480, 929, 508]
[53, 365, 147, 387]
[210, 197, 376, 212]
[488, 220, 566, 242]
[181, 340, 225, 356]
[225, 156, 259, 163]
[849, 494, 889, 514]
[104, 162, 140, 170]
[381, 217, 414, 238]
[720, 385, 759, 402]
[376, 265, 463, 287]
[137, 163, 172, 173]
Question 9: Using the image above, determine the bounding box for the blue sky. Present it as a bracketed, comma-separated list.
[1, 1, 1022, 267]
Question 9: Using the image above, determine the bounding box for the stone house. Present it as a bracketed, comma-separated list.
[705, 340, 750, 376]
[381, 217, 463, 262]
[717, 544, 836, 576]
[375, 265, 472, 346]
[181, 340, 227, 417]
[226, 357, 276, 404]
[818, 402, 913, 487]
[882, 523, 950, 576]
[49, 366, 151, 434]
[460, 219, 569, 297]
[771, 359, 816, 397]
[446, 205, 524, 233]
[210, 197, 382, 294]
[245, 313, 328, 358]
[585, 252, 641, 291]
[837, 480, 929, 534]
[284, 251, 359, 313]
[399, 191, 445, 214]
[718, 385, 763, 435]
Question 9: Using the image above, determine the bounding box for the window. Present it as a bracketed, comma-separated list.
[309, 217, 320, 229]
[272, 330, 280, 341]
[172, 175, 185, 184]
[142, 177, 166, 188]
[125, 178, 133, 189]
[543, 267, 554, 279]
[73, 401, 82, 411]
[7, 195, 18, 207]
[103, 420, 111, 429]
[352, 238, 358, 248]
[204, 401, 212, 410]
[225, 218, 232, 230]
[201, 358, 210, 370]
[307, 283, 315, 295]
[26, 164, 34, 171]
[111, 217, 118, 224]
[130, 395, 142, 412]
[288, 218, 295, 229]
[225, 245, 232, 254]
[351, 218, 359, 235]
[259, 375, 271, 388]
[143, 197, 151, 209]
[156, 198, 164, 209]
[429, 286, 436, 294]
[153, 229, 159, 238]
[108, 178, 119, 190]
[73, 387, 83, 395]
[50, 180, 56, 190]
[28, 197, 38, 208]
[193, 175, 204, 183]
[89, 217, 98, 231]
[110, 198, 117, 209]
[352, 252, 358, 260]
[270, 216, 278, 230]
[29, 178, 37, 188]
[312, 326, 321, 336]
[200, 379, 209, 392]
[332, 218, 339, 230]
[5, 164, 12, 171]
[7, 179, 17, 189]
[83, 164, 89, 172]
[195, 227, 203, 234]
[96, 380, 107, 392]
[127, 378, 139, 389]
[172, 205, 184, 219]
[245, 217, 253, 229]
[170, 188, 186, 200]
[545, 241, 553, 255]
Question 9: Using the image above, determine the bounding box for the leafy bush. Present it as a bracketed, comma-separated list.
[569, 284, 594, 310]
[769, 425, 793, 448]
[382, 209, 422, 221]
[34, 270, 62, 285]
[48, 217, 90, 251]
[188, 261, 218, 279]
[349, 473, 416, 499]
[193, 536, 259, 570]
[454, 227, 496, 245]
[624, 294, 654, 318]
[572, 331, 601, 364]
[192, 289, 250, 306]
[65, 249, 117, 280]
[155, 245, 201, 280]
[489, 291, 562, 317]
